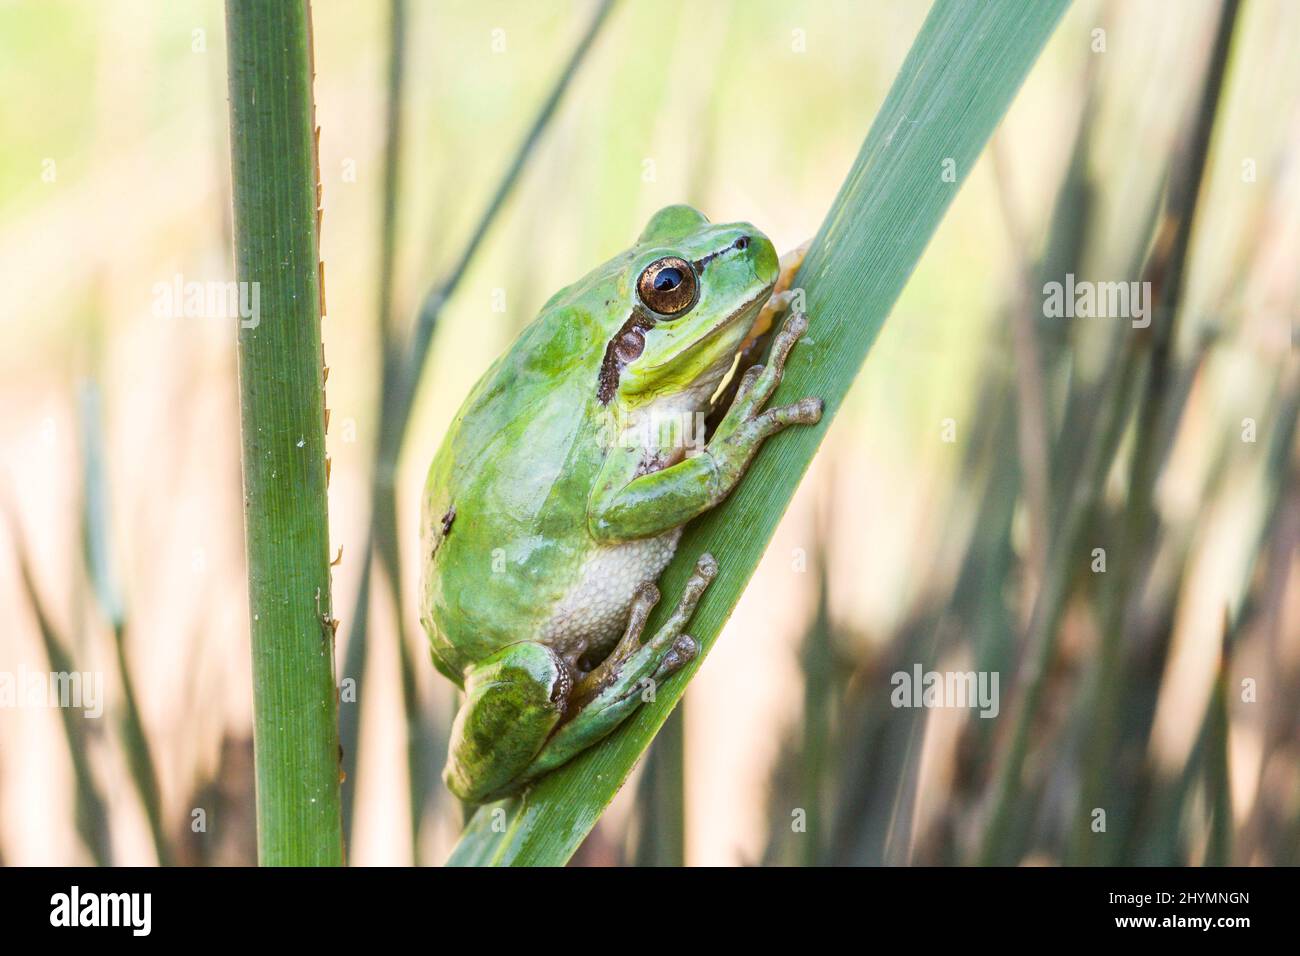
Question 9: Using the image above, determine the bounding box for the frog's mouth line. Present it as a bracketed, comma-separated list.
[642, 286, 771, 372]
[594, 286, 770, 406]
[596, 236, 772, 405]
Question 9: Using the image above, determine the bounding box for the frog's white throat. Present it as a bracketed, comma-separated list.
[611, 382, 714, 470]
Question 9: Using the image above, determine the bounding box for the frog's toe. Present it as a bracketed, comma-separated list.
[650, 634, 698, 683]
[676, 553, 718, 611]
[732, 363, 766, 405]
[748, 396, 824, 438]
[769, 310, 810, 370]
[633, 581, 660, 606]
[726, 311, 811, 420]
[696, 552, 719, 580]
[783, 309, 809, 339]
[799, 396, 825, 423]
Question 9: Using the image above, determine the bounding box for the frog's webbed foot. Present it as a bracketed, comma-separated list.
[708, 244, 811, 438]
[714, 309, 823, 442]
[517, 553, 718, 786]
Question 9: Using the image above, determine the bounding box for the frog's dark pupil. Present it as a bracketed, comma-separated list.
[653, 268, 683, 292]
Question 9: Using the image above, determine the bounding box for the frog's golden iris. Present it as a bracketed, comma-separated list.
[636, 255, 697, 316]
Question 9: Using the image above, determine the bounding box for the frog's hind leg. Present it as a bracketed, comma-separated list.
[442, 641, 568, 803]
[517, 553, 718, 786]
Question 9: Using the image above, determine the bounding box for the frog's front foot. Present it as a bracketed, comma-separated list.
[713, 309, 823, 447]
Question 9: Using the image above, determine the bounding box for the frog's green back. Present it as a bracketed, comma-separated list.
[420, 284, 616, 681]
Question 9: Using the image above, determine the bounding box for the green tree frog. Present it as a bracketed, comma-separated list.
[420, 205, 822, 803]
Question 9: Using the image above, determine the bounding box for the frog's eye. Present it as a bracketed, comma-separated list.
[637, 256, 697, 316]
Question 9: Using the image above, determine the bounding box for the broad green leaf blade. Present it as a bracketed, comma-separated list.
[447, 0, 1071, 867]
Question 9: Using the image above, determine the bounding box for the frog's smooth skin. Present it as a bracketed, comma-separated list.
[420, 205, 822, 803]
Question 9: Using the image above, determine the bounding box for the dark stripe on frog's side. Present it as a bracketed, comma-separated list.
[596, 236, 753, 405]
[597, 311, 655, 405]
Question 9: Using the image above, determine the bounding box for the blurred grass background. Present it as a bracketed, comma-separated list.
[0, 0, 1296, 866]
